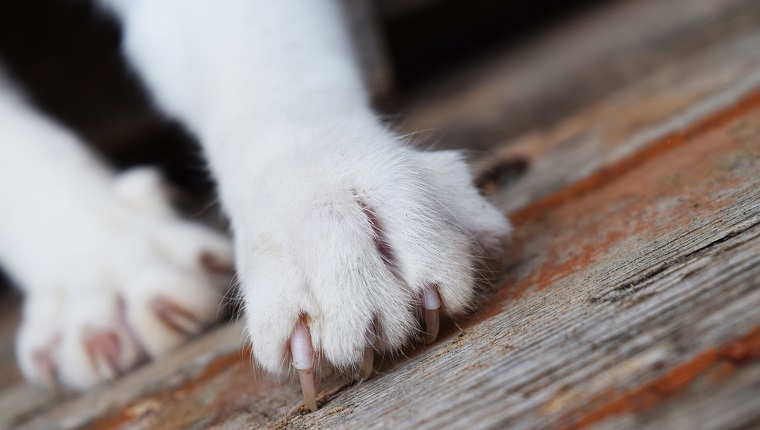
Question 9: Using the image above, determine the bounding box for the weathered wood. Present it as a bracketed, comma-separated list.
[401, 0, 760, 145]
[400, 0, 760, 213]
[484, 35, 760, 213]
[8, 324, 247, 430]
[280, 97, 760, 430]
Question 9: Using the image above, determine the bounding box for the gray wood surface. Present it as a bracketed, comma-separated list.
[400, 0, 760, 213]
[278, 103, 760, 430]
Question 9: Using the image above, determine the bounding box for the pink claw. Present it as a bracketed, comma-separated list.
[422, 286, 441, 345]
[150, 296, 203, 337]
[290, 321, 317, 412]
[32, 350, 58, 388]
[199, 251, 235, 277]
[83, 328, 122, 379]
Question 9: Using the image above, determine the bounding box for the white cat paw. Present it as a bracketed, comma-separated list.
[15, 168, 233, 389]
[229, 131, 510, 401]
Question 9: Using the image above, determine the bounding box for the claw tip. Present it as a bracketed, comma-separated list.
[423, 309, 440, 345]
[290, 321, 317, 412]
[359, 347, 374, 380]
[297, 368, 318, 412]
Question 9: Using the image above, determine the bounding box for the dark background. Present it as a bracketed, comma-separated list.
[0, 0, 606, 192]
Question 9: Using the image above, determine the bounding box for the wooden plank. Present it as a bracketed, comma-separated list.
[596, 363, 760, 430]
[481, 33, 760, 213]
[10, 324, 248, 430]
[401, 0, 760, 143]
[280, 94, 760, 430]
[398, 0, 760, 213]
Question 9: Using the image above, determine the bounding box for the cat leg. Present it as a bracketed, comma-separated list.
[0, 69, 234, 388]
[99, 0, 510, 408]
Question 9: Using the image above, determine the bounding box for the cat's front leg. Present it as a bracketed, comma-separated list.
[104, 0, 510, 408]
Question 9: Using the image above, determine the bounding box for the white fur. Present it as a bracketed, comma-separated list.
[99, 0, 511, 375]
[0, 72, 233, 388]
[3, 0, 510, 387]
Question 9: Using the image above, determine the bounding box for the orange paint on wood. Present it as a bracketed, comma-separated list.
[559, 326, 760, 430]
[511, 86, 760, 225]
[479, 86, 760, 318]
[81, 347, 252, 430]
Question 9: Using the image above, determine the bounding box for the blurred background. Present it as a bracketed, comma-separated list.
[0, 0, 605, 192]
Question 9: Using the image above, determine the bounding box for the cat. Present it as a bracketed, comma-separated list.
[0, 0, 510, 410]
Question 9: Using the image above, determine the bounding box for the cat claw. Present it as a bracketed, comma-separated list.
[32, 349, 58, 388]
[290, 321, 317, 412]
[359, 348, 373, 380]
[83, 328, 122, 379]
[199, 251, 235, 277]
[359, 327, 375, 381]
[422, 286, 441, 344]
[150, 296, 203, 337]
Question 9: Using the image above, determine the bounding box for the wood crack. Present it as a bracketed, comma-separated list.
[591, 216, 760, 304]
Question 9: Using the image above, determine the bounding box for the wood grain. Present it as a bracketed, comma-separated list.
[279, 92, 760, 430]
[400, 0, 760, 213]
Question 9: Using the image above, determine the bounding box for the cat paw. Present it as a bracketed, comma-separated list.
[15, 168, 233, 389]
[229, 132, 510, 408]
